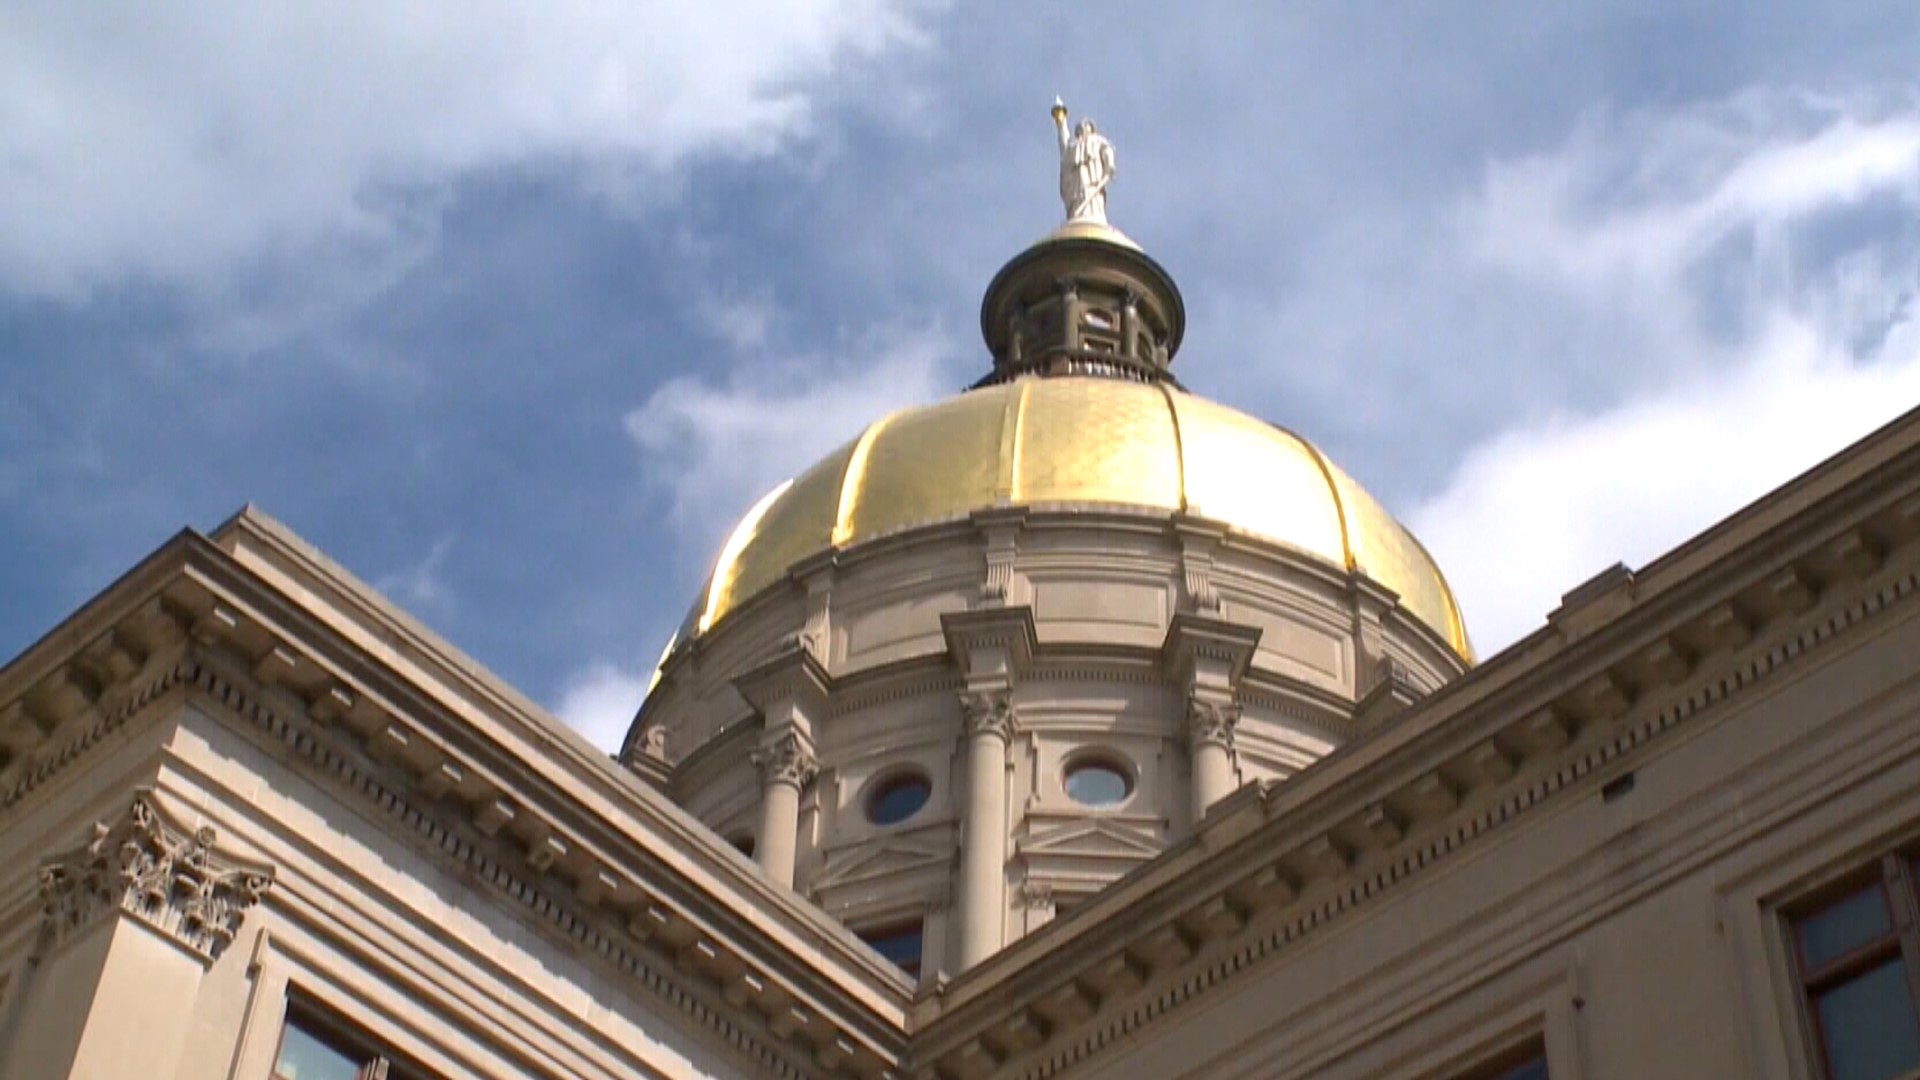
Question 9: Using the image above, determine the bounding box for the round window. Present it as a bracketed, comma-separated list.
[1064, 755, 1133, 807]
[865, 771, 932, 826]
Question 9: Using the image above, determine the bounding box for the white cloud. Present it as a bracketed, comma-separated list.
[0, 1, 926, 304]
[1415, 91, 1920, 656]
[624, 333, 956, 548]
[554, 661, 651, 752]
[374, 533, 458, 613]
[694, 288, 781, 355]
[1415, 322, 1920, 653]
[1464, 92, 1920, 309]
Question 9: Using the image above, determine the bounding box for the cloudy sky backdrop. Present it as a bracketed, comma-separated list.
[5, 3, 1919, 748]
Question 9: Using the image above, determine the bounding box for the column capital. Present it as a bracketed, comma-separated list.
[958, 689, 1016, 742]
[752, 730, 819, 791]
[37, 790, 274, 965]
[1185, 697, 1241, 752]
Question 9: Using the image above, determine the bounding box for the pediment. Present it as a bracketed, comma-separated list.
[815, 837, 951, 890]
[1017, 818, 1164, 861]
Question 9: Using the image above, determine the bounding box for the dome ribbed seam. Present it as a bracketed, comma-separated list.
[1155, 383, 1189, 513]
[1286, 425, 1356, 574]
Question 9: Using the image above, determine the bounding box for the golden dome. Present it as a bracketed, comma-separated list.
[679, 377, 1471, 660]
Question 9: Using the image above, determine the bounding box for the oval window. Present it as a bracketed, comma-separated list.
[865, 771, 932, 826]
[1064, 756, 1132, 807]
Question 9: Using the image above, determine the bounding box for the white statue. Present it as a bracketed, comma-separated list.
[1052, 97, 1114, 224]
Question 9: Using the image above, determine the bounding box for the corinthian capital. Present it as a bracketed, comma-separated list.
[958, 689, 1016, 741]
[752, 731, 819, 790]
[37, 791, 273, 965]
[1185, 698, 1241, 751]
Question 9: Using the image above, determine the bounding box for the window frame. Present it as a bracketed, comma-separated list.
[1061, 749, 1136, 809]
[1784, 849, 1920, 1080]
[862, 767, 934, 828]
[1450, 1038, 1549, 1080]
[272, 1000, 432, 1080]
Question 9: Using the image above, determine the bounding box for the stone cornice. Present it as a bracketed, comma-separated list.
[733, 644, 835, 724]
[181, 653, 847, 1078]
[0, 520, 913, 1075]
[37, 789, 273, 965]
[904, 415, 1920, 1076]
[1159, 613, 1261, 685]
[941, 607, 1040, 683]
[188, 644, 892, 1078]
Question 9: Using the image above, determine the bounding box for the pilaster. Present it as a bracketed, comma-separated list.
[3, 790, 273, 1080]
[735, 646, 833, 888]
[942, 608, 1037, 970]
[1162, 614, 1262, 823]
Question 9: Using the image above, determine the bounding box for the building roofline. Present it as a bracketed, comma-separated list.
[0, 507, 915, 1070]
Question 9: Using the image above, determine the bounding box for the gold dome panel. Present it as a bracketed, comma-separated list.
[686, 378, 1471, 659]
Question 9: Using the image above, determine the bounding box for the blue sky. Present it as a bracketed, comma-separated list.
[6, 3, 1920, 748]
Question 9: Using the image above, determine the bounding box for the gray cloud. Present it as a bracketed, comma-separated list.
[0, 1, 929, 306]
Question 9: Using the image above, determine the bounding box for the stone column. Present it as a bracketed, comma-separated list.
[1, 791, 273, 1080]
[956, 689, 1014, 969]
[1186, 698, 1240, 823]
[751, 730, 817, 889]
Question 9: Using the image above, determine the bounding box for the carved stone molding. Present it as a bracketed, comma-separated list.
[958, 690, 1016, 742]
[979, 521, 1022, 605]
[798, 577, 833, 664]
[37, 790, 273, 965]
[634, 724, 669, 762]
[751, 730, 819, 790]
[1181, 550, 1220, 614]
[1185, 698, 1241, 751]
[1017, 879, 1055, 910]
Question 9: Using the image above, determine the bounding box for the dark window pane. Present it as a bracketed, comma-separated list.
[1800, 884, 1893, 971]
[1816, 959, 1920, 1080]
[1065, 762, 1129, 806]
[867, 775, 931, 825]
[859, 924, 923, 977]
[1488, 1058, 1549, 1080]
[274, 1020, 365, 1080]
